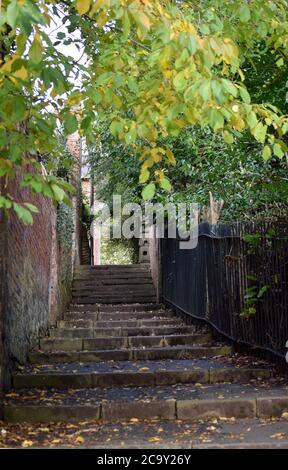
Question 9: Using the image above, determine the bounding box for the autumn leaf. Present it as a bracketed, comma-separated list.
[22, 440, 34, 448]
[76, 0, 91, 15]
[148, 436, 161, 443]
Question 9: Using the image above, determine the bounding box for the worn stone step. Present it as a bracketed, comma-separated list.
[51, 325, 201, 338]
[58, 318, 180, 329]
[73, 267, 151, 274]
[68, 303, 163, 312]
[72, 283, 154, 291]
[98, 311, 172, 320]
[74, 264, 150, 271]
[73, 274, 153, 282]
[3, 382, 287, 423]
[39, 334, 213, 352]
[29, 345, 232, 363]
[73, 279, 154, 286]
[72, 288, 155, 296]
[94, 318, 179, 328]
[65, 311, 174, 321]
[72, 296, 157, 304]
[12, 367, 271, 389]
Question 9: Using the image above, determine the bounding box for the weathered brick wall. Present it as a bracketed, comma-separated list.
[3, 175, 55, 373]
[0, 210, 7, 391]
[0, 136, 82, 390]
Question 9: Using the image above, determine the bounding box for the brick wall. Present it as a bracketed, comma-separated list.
[3, 173, 55, 378]
[0, 136, 82, 390]
[0, 210, 7, 390]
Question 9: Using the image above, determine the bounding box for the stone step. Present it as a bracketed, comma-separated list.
[73, 279, 154, 286]
[40, 334, 212, 351]
[73, 273, 153, 281]
[58, 318, 181, 329]
[74, 264, 150, 271]
[71, 296, 157, 304]
[65, 311, 174, 321]
[68, 303, 164, 312]
[29, 345, 232, 363]
[3, 382, 287, 423]
[50, 325, 202, 338]
[72, 286, 155, 294]
[73, 268, 151, 275]
[12, 367, 271, 389]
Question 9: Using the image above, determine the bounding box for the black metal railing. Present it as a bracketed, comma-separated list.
[161, 222, 288, 362]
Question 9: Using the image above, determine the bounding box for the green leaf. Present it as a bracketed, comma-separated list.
[252, 122, 267, 144]
[223, 130, 234, 144]
[199, 81, 211, 101]
[239, 4, 251, 22]
[110, 121, 123, 137]
[51, 184, 65, 202]
[262, 145, 271, 161]
[239, 87, 251, 104]
[23, 203, 39, 213]
[209, 108, 224, 130]
[221, 79, 238, 98]
[273, 143, 284, 158]
[13, 203, 33, 225]
[257, 285, 269, 298]
[276, 57, 284, 67]
[29, 34, 43, 64]
[64, 114, 78, 134]
[7, 0, 20, 28]
[139, 168, 150, 184]
[246, 112, 258, 129]
[0, 196, 12, 209]
[173, 71, 186, 92]
[142, 183, 156, 200]
[127, 77, 139, 93]
[160, 178, 172, 191]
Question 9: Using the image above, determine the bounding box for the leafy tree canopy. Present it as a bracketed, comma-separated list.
[1, 0, 288, 221]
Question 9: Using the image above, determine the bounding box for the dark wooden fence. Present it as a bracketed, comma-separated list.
[161, 222, 288, 362]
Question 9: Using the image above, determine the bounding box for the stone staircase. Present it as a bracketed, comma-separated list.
[2, 265, 288, 428]
[80, 226, 91, 265]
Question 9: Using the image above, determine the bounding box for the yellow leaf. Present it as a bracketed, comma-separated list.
[148, 436, 161, 443]
[13, 66, 29, 81]
[1, 54, 19, 73]
[165, 149, 176, 165]
[139, 367, 150, 372]
[97, 11, 107, 27]
[129, 418, 140, 423]
[75, 436, 85, 444]
[22, 440, 34, 448]
[76, 0, 91, 15]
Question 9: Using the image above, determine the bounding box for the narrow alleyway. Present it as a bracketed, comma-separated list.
[1, 265, 288, 447]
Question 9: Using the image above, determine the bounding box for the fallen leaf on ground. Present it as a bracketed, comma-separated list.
[22, 440, 34, 448]
[148, 436, 161, 443]
[129, 418, 140, 423]
[270, 433, 286, 439]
